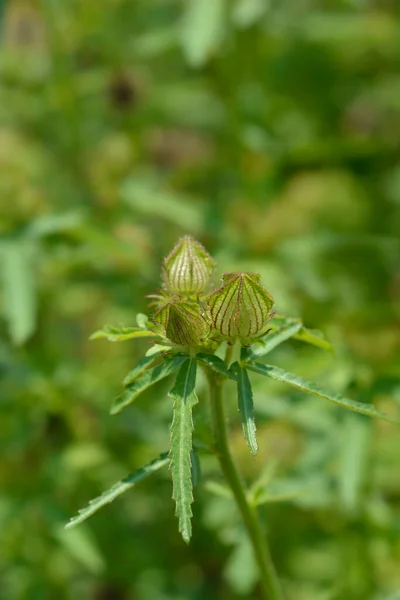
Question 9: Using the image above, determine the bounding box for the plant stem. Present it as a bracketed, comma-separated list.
[206, 369, 285, 600]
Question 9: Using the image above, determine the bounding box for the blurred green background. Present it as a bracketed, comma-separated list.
[1, 1, 400, 599]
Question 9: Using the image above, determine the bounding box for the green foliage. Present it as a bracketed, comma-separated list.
[168, 359, 198, 543]
[247, 362, 399, 424]
[2, 0, 400, 597]
[232, 362, 258, 455]
[65, 453, 169, 529]
[111, 355, 187, 414]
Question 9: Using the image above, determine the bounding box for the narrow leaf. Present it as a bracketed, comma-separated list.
[65, 452, 169, 529]
[247, 362, 399, 424]
[111, 356, 187, 414]
[123, 352, 164, 385]
[90, 325, 156, 342]
[232, 362, 258, 455]
[1, 241, 37, 345]
[271, 315, 333, 351]
[181, 0, 226, 68]
[196, 352, 236, 380]
[169, 358, 198, 543]
[244, 321, 303, 361]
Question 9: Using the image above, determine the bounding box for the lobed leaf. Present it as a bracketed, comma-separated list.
[231, 362, 258, 455]
[168, 358, 198, 543]
[247, 362, 399, 424]
[90, 325, 156, 342]
[196, 352, 236, 380]
[65, 453, 169, 529]
[111, 356, 187, 414]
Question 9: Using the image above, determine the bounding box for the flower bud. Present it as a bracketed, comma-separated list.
[162, 236, 215, 295]
[207, 272, 274, 343]
[152, 297, 211, 347]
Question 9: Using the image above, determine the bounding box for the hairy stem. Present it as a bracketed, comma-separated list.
[206, 368, 285, 600]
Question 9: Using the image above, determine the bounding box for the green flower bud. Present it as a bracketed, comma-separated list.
[162, 236, 215, 295]
[152, 297, 211, 348]
[207, 272, 274, 343]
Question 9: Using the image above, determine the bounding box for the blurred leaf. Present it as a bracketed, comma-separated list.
[224, 533, 258, 594]
[1, 241, 37, 345]
[121, 177, 205, 232]
[197, 352, 236, 380]
[168, 358, 198, 543]
[247, 363, 399, 424]
[271, 316, 333, 351]
[191, 449, 201, 487]
[232, 0, 268, 29]
[65, 453, 169, 529]
[337, 414, 371, 514]
[111, 355, 187, 414]
[90, 325, 156, 342]
[26, 211, 85, 238]
[181, 0, 226, 67]
[231, 362, 258, 455]
[123, 352, 164, 386]
[54, 525, 105, 574]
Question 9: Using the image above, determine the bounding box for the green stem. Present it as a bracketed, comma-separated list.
[206, 369, 285, 600]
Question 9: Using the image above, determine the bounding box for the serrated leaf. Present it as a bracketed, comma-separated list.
[123, 352, 164, 386]
[243, 320, 303, 361]
[90, 325, 156, 342]
[231, 362, 258, 455]
[111, 356, 187, 414]
[247, 362, 399, 424]
[196, 352, 236, 380]
[1, 241, 37, 345]
[65, 452, 169, 529]
[168, 358, 198, 543]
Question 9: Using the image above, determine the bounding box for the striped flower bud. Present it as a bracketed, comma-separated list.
[207, 272, 274, 343]
[162, 236, 215, 295]
[152, 297, 211, 348]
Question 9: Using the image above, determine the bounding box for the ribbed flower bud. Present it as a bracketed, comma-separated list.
[162, 236, 215, 295]
[207, 272, 274, 343]
[152, 297, 211, 347]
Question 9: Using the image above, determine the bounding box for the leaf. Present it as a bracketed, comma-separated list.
[53, 525, 105, 574]
[168, 358, 198, 543]
[1, 241, 37, 345]
[90, 325, 157, 342]
[196, 352, 236, 380]
[191, 449, 201, 487]
[111, 356, 187, 415]
[231, 362, 258, 455]
[270, 315, 333, 351]
[123, 352, 164, 385]
[247, 362, 399, 424]
[65, 452, 169, 529]
[181, 0, 226, 68]
[244, 320, 303, 361]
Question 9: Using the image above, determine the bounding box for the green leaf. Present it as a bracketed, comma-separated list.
[244, 320, 303, 361]
[65, 452, 169, 529]
[270, 316, 333, 351]
[247, 362, 399, 424]
[111, 356, 187, 415]
[181, 0, 226, 68]
[123, 352, 164, 386]
[90, 325, 157, 342]
[231, 362, 258, 455]
[196, 352, 236, 380]
[168, 358, 198, 543]
[1, 241, 37, 345]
